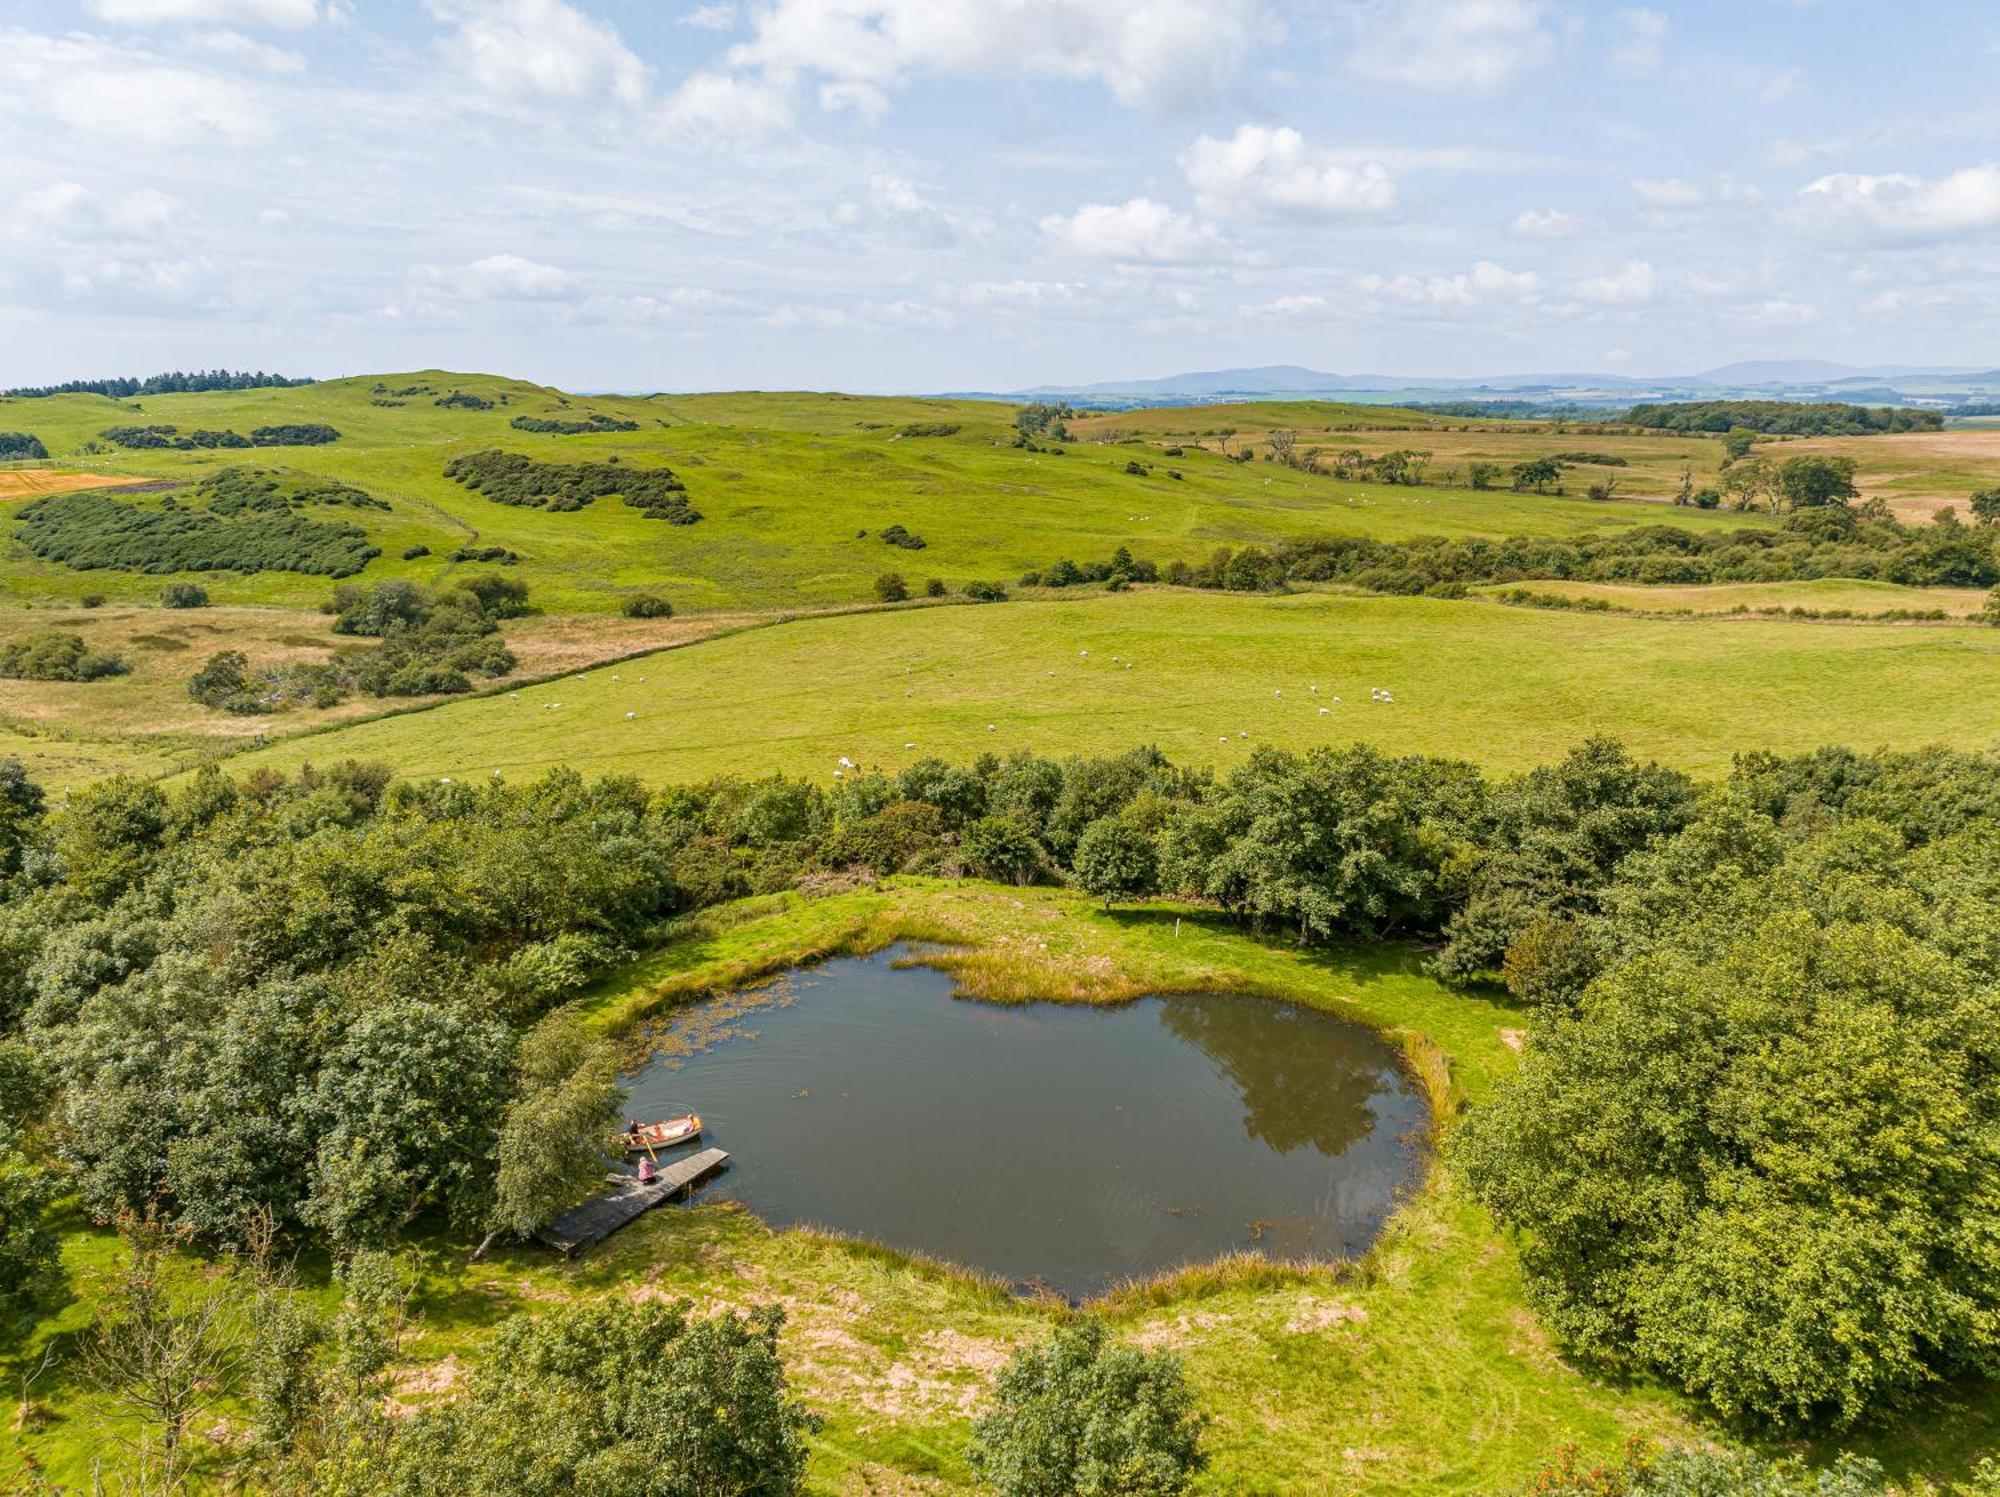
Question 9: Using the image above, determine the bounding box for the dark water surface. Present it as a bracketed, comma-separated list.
[623, 946, 1429, 1297]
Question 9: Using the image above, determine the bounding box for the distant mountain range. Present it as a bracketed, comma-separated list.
[949, 361, 2000, 411]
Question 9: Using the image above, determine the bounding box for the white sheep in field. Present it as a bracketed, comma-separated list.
[1318, 707, 1330, 717]
[625, 711, 636, 720]
[905, 742, 916, 749]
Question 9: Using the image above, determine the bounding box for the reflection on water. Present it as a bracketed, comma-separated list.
[623, 945, 1429, 1297]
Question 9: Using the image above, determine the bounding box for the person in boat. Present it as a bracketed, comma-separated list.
[626, 1117, 640, 1142]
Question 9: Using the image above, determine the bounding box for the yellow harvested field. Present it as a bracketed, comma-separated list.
[0, 468, 135, 498]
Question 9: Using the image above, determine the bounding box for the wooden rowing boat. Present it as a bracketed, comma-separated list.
[619, 1114, 702, 1154]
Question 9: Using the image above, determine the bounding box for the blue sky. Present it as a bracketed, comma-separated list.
[2, 0, 1997, 391]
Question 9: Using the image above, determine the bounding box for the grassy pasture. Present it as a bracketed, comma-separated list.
[1474, 577, 1994, 616]
[0, 375, 1768, 615]
[0, 602, 757, 790]
[1788, 428, 2000, 521]
[212, 587, 2000, 787]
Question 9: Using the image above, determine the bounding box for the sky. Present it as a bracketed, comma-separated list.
[3, 0, 1999, 392]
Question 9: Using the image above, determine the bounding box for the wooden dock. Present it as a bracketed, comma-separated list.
[536, 1147, 730, 1257]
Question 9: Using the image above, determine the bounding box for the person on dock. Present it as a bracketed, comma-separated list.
[637, 1156, 656, 1185]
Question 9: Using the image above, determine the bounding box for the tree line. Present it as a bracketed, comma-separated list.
[1, 370, 313, 399]
[1624, 399, 1942, 435]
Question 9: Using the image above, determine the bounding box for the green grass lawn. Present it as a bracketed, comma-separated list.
[0, 373, 1768, 615]
[213, 587, 2000, 787]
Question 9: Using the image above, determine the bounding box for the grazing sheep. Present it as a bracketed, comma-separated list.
[1318, 707, 1330, 716]
[625, 711, 636, 720]
[904, 742, 916, 749]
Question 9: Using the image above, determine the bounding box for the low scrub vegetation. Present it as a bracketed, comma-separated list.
[0, 431, 48, 459]
[14, 469, 385, 577]
[443, 449, 699, 522]
[0, 629, 129, 682]
[97, 422, 340, 450]
[507, 412, 639, 434]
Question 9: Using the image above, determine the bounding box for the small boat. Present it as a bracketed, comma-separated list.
[619, 1114, 702, 1155]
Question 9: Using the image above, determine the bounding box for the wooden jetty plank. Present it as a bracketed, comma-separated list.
[536, 1147, 730, 1257]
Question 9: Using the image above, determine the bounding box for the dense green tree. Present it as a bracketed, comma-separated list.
[1776, 454, 1860, 510]
[969, 1320, 1206, 1497]
[1073, 813, 1158, 908]
[479, 1017, 622, 1256]
[0, 630, 128, 682]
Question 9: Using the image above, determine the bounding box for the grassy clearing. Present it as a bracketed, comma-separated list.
[1790, 429, 2000, 521]
[213, 586, 2000, 787]
[18, 880, 1996, 1492]
[1473, 577, 1994, 617]
[0, 603, 757, 791]
[0, 375, 1765, 615]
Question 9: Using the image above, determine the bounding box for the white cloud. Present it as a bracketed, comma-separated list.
[14, 183, 183, 242]
[1630, 176, 1704, 208]
[86, 0, 320, 26]
[1511, 207, 1584, 237]
[1609, 7, 1667, 73]
[430, 0, 651, 107]
[1793, 164, 2000, 241]
[683, 3, 738, 28]
[656, 69, 794, 142]
[1350, 0, 1554, 94]
[1039, 197, 1222, 262]
[0, 30, 271, 142]
[1239, 293, 1327, 318]
[190, 29, 308, 73]
[1355, 259, 1540, 308]
[705, 0, 1268, 122]
[1181, 125, 1396, 219]
[960, 280, 1081, 307]
[460, 253, 577, 299]
[1578, 259, 1658, 304]
[1739, 298, 1817, 324]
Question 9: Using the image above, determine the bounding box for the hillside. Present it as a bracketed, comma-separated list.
[0, 373, 1760, 615]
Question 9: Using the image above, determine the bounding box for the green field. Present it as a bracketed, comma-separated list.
[215, 587, 2000, 785]
[0, 375, 1768, 615]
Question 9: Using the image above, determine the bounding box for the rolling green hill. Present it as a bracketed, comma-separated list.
[0, 372, 1767, 614]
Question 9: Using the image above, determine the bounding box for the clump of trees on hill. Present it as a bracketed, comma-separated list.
[98, 423, 341, 450]
[0, 629, 129, 682]
[15, 469, 385, 577]
[1624, 399, 1942, 435]
[443, 449, 699, 523]
[898, 421, 961, 438]
[0, 432, 48, 460]
[188, 577, 524, 713]
[1022, 545, 1159, 589]
[1014, 402, 1072, 449]
[507, 412, 639, 435]
[2, 370, 313, 399]
[435, 392, 494, 410]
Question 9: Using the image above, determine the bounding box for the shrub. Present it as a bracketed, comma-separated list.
[80, 594, 105, 608]
[880, 523, 927, 550]
[186, 650, 270, 714]
[434, 392, 494, 411]
[15, 472, 383, 578]
[963, 580, 1008, 602]
[0, 630, 129, 682]
[160, 583, 209, 609]
[0, 432, 48, 460]
[507, 412, 639, 434]
[969, 1320, 1206, 1497]
[249, 423, 340, 446]
[1123, 459, 1150, 476]
[622, 593, 674, 619]
[401, 545, 430, 560]
[923, 577, 947, 597]
[443, 449, 697, 523]
[898, 421, 960, 437]
[874, 572, 909, 603]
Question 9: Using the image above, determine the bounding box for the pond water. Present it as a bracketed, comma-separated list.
[622, 946, 1429, 1298]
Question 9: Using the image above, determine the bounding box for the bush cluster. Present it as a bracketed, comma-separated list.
[435, 392, 494, 410]
[507, 412, 639, 434]
[0, 630, 129, 682]
[1021, 545, 1160, 589]
[97, 423, 340, 450]
[15, 470, 384, 577]
[0, 432, 48, 460]
[443, 449, 698, 523]
[879, 523, 927, 550]
[897, 421, 961, 438]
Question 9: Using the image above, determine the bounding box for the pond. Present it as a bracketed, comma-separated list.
[622, 945, 1430, 1298]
